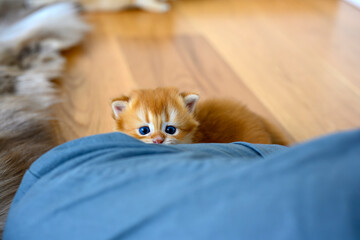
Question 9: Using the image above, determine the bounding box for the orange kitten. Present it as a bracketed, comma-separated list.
[111, 87, 289, 145]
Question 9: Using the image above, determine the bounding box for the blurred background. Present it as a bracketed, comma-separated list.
[51, 0, 360, 144]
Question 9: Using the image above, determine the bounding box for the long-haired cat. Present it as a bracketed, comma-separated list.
[0, 2, 87, 236]
[111, 87, 289, 145]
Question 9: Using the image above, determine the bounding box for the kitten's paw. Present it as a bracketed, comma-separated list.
[135, 0, 170, 12]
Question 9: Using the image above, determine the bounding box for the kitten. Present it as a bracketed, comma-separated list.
[26, 0, 171, 12]
[111, 87, 289, 145]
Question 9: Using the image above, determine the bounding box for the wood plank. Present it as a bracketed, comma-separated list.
[176, 0, 360, 141]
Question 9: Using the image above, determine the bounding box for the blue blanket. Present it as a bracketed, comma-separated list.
[4, 130, 360, 240]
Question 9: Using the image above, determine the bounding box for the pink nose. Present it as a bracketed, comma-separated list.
[152, 137, 164, 144]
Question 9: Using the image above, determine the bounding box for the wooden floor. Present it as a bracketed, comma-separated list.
[56, 0, 360, 144]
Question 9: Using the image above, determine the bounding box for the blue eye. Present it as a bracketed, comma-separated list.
[139, 126, 150, 135]
[165, 126, 176, 135]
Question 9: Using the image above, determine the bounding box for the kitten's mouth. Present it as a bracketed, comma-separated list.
[147, 138, 177, 145]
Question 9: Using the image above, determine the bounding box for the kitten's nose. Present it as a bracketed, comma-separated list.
[152, 137, 164, 144]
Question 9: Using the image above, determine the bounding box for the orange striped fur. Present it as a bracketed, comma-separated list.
[111, 87, 289, 145]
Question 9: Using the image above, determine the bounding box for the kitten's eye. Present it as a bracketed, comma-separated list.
[165, 126, 177, 135]
[139, 126, 150, 135]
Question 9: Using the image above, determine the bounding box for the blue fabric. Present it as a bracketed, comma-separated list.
[4, 130, 360, 240]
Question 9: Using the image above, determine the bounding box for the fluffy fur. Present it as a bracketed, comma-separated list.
[26, 0, 171, 12]
[0, 2, 88, 236]
[111, 87, 289, 145]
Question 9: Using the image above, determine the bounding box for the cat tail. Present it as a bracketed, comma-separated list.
[260, 117, 291, 146]
[0, 3, 88, 237]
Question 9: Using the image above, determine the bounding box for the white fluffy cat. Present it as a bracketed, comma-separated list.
[26, 0, 171, 12]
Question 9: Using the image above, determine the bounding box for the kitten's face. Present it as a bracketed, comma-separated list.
[111, 88, 199, 144]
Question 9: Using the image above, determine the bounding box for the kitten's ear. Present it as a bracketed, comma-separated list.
[181, 92, 199, 113]
[111, 96, 130, 119]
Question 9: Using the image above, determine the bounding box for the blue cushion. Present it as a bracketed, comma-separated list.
[4, 130, 360, 240]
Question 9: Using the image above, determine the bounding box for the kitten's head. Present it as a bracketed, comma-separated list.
[111, 87, 199, 144]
